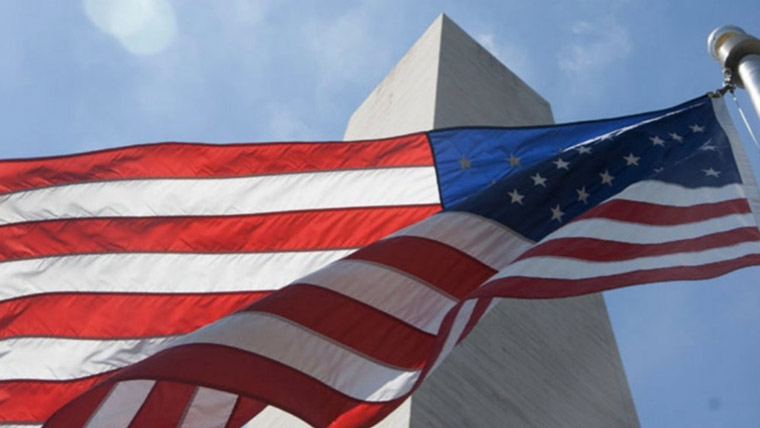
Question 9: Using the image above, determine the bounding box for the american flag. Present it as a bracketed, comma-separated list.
[2, 95, 758, 427]
[0, 133, 441, 425]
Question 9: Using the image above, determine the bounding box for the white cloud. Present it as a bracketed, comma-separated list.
[304, 2, 393, 85]
[266, 105, 314, 141]
[222, 0, 270, 27]
[475, 32, 498, 55]
[558, 18, 632, 73]
[83, 0, 177, 55]
[475, 32, 533, 81]
[0, 34, 27, 93]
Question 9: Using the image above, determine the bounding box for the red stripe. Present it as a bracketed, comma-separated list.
[518, 227, 760, 262]
[225, 397, 267, 428]
[415, 300, 466, 383]
[582, 198, 750, 225]
[0, 292, 268, 339]
[347, 236, 496, 300]
[0, 134, 433, 194]
[128, 381, 197, 428]
[0, 205, 440, 262]
[0, 374, 110, 423]
[457, 297, 492, 345]
[474, 253, 760, 299]
[45, 230, 757, 428]
[45, 344, 406, 428]
[244, 285, 435, 369]
[44, 382, 113, 428]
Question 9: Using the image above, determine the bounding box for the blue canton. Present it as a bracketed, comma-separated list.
[430, 96, 742, 242]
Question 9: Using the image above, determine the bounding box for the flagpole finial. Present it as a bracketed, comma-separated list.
[708, 26, 746, 62]
[708, 25, 760, 88]
[709, 25, 760, 122]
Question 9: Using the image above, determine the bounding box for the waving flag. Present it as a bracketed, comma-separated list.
[2, 95, 759, 427]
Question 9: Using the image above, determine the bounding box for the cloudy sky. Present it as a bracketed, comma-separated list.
[1, 1, 759, 426]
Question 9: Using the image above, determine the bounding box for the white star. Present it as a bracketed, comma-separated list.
[600, 170, 614, 186]
[654, 167, 664, 173]
[669, 132, 683, 142]
[690, 124, 705, 133]
[553, 158, 570, 170]
[459, 156, 471, 169]
[601, 133, 614, 141]
[508, 189, 524, 205]
[550, 204, 564, 222]
[508, 153, 521, 167]
[623, 153, 640, 166]
[576, 186, 590, 204]
[700, 140, 717, 151]
[531, 173, 547, 187]
[703, 168, 721, 177]
[577, 145, 592, 155]
[650, 136, 665, 146]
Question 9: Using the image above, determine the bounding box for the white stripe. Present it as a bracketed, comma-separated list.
[0, 425, 42, 428]
[243, 406, 310, 428]
[245, 405, 408, 428]
[429, 300, 476, 374]
[84, 380, 155, 428]
[610, 181, 745, 206]
[544, 213, 756, 244]
[0, 167, 439, 225]
[0, 336, 174, 381]
[393, 211, 533, 270]
[713, 96, 760, 228]
[0, 250, 352, 301]
[297, 259, 456, 334]
[494, 240, 760, 281]
[173, 312, 420, 402]
[180, 387, 238, 428]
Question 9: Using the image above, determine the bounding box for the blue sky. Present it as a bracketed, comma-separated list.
[2, 1, 759, 426]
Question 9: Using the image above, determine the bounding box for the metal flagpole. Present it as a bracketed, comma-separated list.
[709, 25, 760, 120]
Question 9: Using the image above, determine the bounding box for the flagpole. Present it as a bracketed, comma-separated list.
[709, 25, 760, 120]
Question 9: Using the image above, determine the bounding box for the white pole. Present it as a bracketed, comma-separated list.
[709, 25, 760, 120]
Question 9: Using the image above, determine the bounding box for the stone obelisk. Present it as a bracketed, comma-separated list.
[345, 14, 640, 427]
